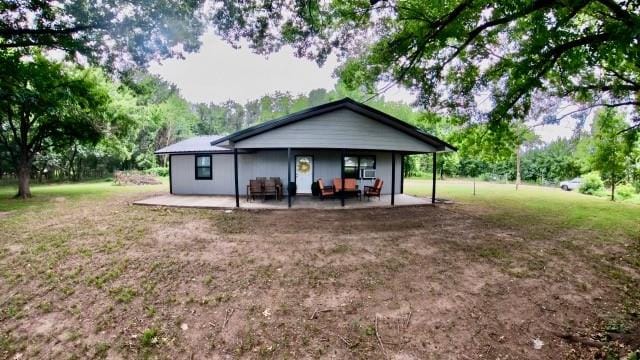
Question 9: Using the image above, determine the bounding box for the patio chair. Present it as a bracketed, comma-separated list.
[264, 179, 278, 200]
[364, 178, 383, 201]
[270, 177, 283, 200]
[332, 178, 343, 191]
[317, 178, 335, 199]
[344, 178, 357, 191]
[333, 178, 360, 199]
[247, 179, 264, 202]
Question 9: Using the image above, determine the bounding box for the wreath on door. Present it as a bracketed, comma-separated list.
[297, 159, 311, 174]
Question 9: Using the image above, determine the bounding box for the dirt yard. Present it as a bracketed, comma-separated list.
[0, 189, 638, 359]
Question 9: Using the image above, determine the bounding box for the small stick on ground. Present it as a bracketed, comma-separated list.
[552, 331, 606, 348]
[404, 310, 412, 329]
[336, 333, 352, 347]
[223, 308, 235, 329]
[375, 315, 388, 359]
[310, 308, 332, 320]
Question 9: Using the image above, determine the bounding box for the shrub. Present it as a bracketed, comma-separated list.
[145, 167, 169, 177]
[616, 184, 636, 200]
[579, 172, 604, 195]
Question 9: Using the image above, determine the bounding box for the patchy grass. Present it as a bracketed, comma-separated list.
[0, 180, 638, 358]
[140, 327, 159, 348]
[0, 179, 166, 212]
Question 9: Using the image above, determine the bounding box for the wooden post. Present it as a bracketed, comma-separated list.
[287, 148, 292, 208]
[340, 149, 345, 207]
[169, 154, 173, 195]
[432, 152, 437, 204]
[400, 154, 404, 194]
[391, 151, 396, 206]
[234, 149, 239, 208]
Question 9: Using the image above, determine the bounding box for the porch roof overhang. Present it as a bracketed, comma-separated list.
[210, 98, 457, 154]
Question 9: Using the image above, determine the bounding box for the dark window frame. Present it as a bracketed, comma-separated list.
[195, 154, 213, 180]
[342, 155, 376, 179]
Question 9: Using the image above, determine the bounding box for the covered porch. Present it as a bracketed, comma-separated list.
[229, 148, 439, 208]
[134, 193, 432, 209]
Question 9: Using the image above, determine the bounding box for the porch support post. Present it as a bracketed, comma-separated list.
[234, 148, 239, 208]
[287, 147, 292, 208]
[391, 151, 396, 206]
[340, 149, 345, 207]
[169, 154, 173, 195]
[400, 154, 404, 194]
[432, 152, 437, 204]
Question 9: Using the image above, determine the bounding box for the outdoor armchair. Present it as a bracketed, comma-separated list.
[364, 178, 383, 201]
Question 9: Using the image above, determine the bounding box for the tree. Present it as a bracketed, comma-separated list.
[0, 0, 205, 68]
[520, 138, 582, 183]
[589, 109, 637, 200]
[152, 95, 198, 166]
[450, 122, 515, 194]
[210, 0, 640, 128]
[0, 52, 120, 198]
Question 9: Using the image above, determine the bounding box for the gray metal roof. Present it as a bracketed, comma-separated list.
[155, 135, 230, 154]
[211, 98, 457, 152]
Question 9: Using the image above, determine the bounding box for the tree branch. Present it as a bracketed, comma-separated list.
[602, 66, 640, 87]
[5, 106, 20, 145]
[442, 0, 558, 67]
[617, 122, 640, 135]
[595, 0, 639, 26]
[555, 101, 640, 121]
[496, 32, 615, 117]
[0, 24, 101, 37]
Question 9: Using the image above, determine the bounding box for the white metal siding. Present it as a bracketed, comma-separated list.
[171, 150, 402, 195]
[233, 109, 437, 153]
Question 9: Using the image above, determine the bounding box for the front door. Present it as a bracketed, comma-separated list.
[295, 155, 313, 194]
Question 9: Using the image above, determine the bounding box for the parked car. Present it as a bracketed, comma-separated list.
[560, 177, 581, 191]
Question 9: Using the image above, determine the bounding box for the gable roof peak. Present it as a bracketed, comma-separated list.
[210, 97, 457, 152]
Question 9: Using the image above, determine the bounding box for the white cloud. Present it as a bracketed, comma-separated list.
[148, 33, 340, 104]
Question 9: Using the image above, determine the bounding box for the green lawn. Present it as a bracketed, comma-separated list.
[0, 179, 168, 212]
[405, 178, 640, 239]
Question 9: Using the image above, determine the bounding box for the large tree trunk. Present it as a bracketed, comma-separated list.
[515, 145, 521, 190]
[16, 160, 32, 199]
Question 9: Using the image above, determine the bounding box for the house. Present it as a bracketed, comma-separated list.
[155, 98, 456, 207]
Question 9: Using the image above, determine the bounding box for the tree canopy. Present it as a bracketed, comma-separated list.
[210, 0, 640, 126]
[0, 51, 130, 197]
[0, 0, 206, 68]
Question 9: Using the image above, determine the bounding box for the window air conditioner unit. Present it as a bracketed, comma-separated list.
[361, 168, 376, 179]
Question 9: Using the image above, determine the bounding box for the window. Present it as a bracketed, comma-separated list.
[343, 156, 359, 178]
[342, 155, 376, 179]
[195, 155, 212, 180]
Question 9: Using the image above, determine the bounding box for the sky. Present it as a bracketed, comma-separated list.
[149, 33, 576, 143]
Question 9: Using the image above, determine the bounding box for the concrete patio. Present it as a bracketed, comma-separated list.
[133, 193, 432, 209]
